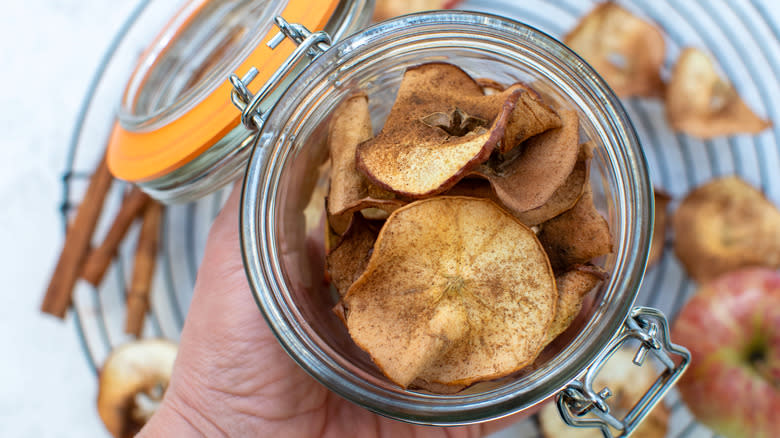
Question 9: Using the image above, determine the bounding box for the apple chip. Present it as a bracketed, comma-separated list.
[501, 86, 563, 154]
[355, 64, 514, 197]
[328, 93, 404, 233]
[326, 214, 379, 296]
[564, 2, 665, 98]
[538, 185, 613, 273]
[357, 63, 561, 197]
[474, 78, 562, 152]
[515, 141, 594, 225]
[343, 197, 556, 387]
[543, 265, 605, 347]
[672, 176, 780, 283]
[476, 108, 580, 214]
[648, 189, 671, 267]
[666, 48, 771, 138]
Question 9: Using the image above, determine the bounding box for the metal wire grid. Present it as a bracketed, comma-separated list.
[61, 0, 779, 436]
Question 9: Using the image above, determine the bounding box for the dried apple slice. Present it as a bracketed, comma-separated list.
[515, 141, 594, 225]
[475, 78, 561, 152]
[343, 197, 557, 387]
[446, 141, 593, 226]
[97, 339, 178, 438]
[355, 64, 509, 196]
[476, 108, 580, 214]
[326, 214, 379, 296]
[564, 2, 665, 98]
[544, 265, 606, 347]
[357, 63, 560, 197]
[498, 86, 562, 154]
[666, 48, 771, 139]
[648, 189, 671, 267]
[356, 66, 517, 197]
[672, 176, 780, 283]
[328, 93, 404, 234]
[538, 184, 613, 273]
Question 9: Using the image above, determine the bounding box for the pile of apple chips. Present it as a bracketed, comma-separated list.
[324, 62, 612, 391]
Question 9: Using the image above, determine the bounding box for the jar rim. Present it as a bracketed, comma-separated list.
[241, 10, 652, 424]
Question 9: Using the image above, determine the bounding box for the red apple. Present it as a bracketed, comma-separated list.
[672, 268, 780, 438]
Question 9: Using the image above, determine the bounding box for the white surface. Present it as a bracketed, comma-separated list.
[1, 1, 139, 436]
[3, 1, 779, 437]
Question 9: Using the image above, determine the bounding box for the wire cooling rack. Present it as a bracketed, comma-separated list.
[61, 1, 779, 436]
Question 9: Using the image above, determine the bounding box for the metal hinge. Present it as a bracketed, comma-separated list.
[557, 307, 691, 437]
[228, 17, 332, 131]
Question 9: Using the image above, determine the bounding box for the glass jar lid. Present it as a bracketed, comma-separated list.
[106, 0, 353, 184]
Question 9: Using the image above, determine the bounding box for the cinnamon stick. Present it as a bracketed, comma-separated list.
[125, 202, 163, 337]
[81, 188, 151, 286]
[42, 155, 113, 318]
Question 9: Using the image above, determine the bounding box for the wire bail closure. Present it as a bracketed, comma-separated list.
[557, 307, 691, 437]
[229, 17, 332, 132]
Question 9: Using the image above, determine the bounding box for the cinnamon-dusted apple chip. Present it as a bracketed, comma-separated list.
[666, 48, 771, 139]
[515, 141, 594, 225]
[501, 86, 563, 154]
[564, 2, 665, 98]
[648, 189, 671, 267]
[538, 185, 613, 273]
[326, 214, 379, 296]
[672, 176, 780, 283]
[343, 197, 556, 387]
[476, 108, 580, 215]
[446, 141, 593, 226]
[328, 93, 404, 234]
[476, 78, 561, 151]
[543, 265, 606, 347]
[357, 63, 560, 197]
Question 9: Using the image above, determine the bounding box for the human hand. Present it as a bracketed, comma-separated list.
[140, 184, 528, 437]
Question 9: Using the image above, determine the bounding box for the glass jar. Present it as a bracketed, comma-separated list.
[106, 0, 373, 203]
[237, 10, 689, 433]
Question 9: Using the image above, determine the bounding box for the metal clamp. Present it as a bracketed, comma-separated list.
[228, 17, 332, 131]
[557, 307, 690, 437]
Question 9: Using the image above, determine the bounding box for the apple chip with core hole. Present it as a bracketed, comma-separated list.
[648, 189, 671, 267]
[356, 63, 559, 197]
[538, 185, 613, 274]
[97, 339, 178, 438]
[564, 2, 665, 98]
[477, 108, 580, 215]
[667, 48, 771, 139]
[326, 214, 379, 296]
[672, 176, 780, 283]
[328, 93, 403, 234]
[543, 265, 606, 347]
[343, 197, 556, 387]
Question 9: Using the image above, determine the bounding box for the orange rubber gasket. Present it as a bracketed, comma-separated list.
[108, 0, 340, 182]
